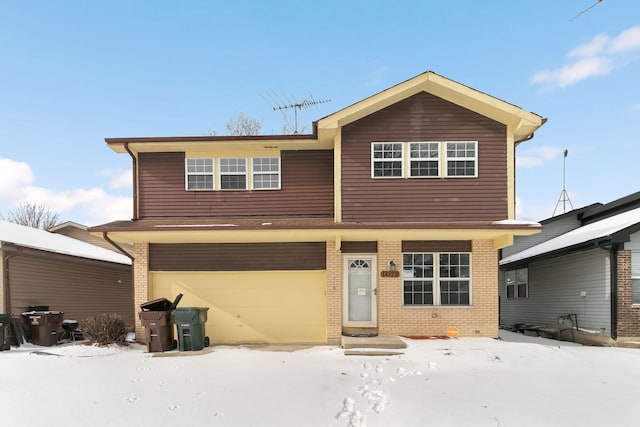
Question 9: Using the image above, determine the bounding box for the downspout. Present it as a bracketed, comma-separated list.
[124, 143, 139, 220]
[609, 244, 618, 340]
[2, 244, 19, 314]
[103, 232, 134, 262]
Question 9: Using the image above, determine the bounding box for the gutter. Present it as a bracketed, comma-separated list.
[124, 143, 138, 219]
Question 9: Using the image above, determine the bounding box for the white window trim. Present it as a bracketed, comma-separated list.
[402, 252, 472, 306]
[185, 158, 215, 191]
[251, 157, 281, 190]
[218, 157, 248, 191]
[371, 142, 404, 179]
[444, 141, 478, 178]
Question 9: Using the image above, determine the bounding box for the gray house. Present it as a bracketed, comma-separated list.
[499, 192, 640, 344]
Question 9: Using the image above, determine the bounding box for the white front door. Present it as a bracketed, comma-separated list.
[343, 255, 377, 327]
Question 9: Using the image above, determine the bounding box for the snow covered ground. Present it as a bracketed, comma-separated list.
[1, 331, 639, 427]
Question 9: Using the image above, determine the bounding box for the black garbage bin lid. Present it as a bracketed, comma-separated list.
[140, 294, 183, 311]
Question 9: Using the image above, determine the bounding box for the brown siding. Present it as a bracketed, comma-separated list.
[138, 150, 334, 218]
[341, 241, 378, 253]
[402, 240, 472, 252]
[341, 92, 508, 222]
[8, 249, 134, 326]
[149, 242, 326, 271]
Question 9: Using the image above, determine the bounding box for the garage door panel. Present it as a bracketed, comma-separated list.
[150, 271, 326, 344]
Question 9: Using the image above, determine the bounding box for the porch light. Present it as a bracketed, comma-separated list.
[388, 260, 396, 271]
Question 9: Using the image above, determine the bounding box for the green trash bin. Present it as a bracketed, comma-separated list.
[171, 307, 209, 351]
[0, 314, 10, 351]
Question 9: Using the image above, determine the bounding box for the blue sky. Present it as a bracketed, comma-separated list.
[1, 1, 639, 225]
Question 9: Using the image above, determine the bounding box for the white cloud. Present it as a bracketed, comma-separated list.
[0, 158, 34, 200]
[610, 26, 640, 54]
[0, 157, 132, 226]
[516, 145, 562, 168]
[531, 25, 640, 89]
[100, 168, 133, 189]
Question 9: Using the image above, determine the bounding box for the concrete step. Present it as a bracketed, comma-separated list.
[341, 335, 407, 350]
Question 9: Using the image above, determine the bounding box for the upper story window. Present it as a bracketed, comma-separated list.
[252, 157, 281, 190]
[185, 158, 214, 190]
[505, 267, 528, 299]
[186, 156, 280, 191]
[372, 143, 403, 178]
[445, 141, 477, 177]
[219, 158, 248, 190]
[372, 141, 477, 179]
[402, 252, 471, 306]
[409, 142, 440, 177]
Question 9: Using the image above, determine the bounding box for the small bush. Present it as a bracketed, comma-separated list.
[82, 313, 128, 346]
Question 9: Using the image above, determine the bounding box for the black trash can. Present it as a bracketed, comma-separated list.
[171, 307, 210, 351]
[0, 314, 10, 351]
[21, 311, 64, 346]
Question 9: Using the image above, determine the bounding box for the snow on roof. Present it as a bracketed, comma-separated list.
[0, 220, 131, 265]
[500, 206, 640, 266]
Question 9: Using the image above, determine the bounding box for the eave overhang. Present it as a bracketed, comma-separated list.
[91, 219, 541, 250]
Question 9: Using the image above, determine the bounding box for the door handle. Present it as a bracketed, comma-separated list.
[373, 288, 377, 296]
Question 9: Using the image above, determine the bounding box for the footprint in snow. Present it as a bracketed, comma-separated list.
[126, 396, 139, 404]
[363, 362, 372, 370]
[158, 381, 167, 387]
[360, 372, 369, 379]
[131, 378, 141, 383]
[396, 367, 407, 377]
[428, 362, 437, 370]
[375, 364, 383, 374]
[168, 404, 179, 411]
[335, 397, 355, 419]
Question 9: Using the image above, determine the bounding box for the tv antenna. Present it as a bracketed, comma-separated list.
[553, 149, 574, 216]
[266, 94, 331, 134]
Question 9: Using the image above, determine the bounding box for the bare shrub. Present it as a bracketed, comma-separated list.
[82, 313, 128, 346]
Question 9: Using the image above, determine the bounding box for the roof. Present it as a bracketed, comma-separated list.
[0, 220, 132, 265]
[104, 70, 546, 153]
[316, 71, 546, 144]
[500, 206, 640, 266]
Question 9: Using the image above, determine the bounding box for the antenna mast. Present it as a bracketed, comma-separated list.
[271, 96, 331, 133]
[553, 149, 574, 216]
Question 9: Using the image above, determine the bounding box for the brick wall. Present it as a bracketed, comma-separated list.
[133, 242, 149, 340]
[617, 250, 640, 339]
[377, 239, 499, 338]
[326, 240, 342, 343]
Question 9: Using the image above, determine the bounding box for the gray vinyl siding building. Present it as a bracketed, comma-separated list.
[500, 249, 611, 335]
[500, 192, 640, 341]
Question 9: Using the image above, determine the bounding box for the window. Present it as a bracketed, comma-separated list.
[409, 142, 440, 177]
[372, 143, 403, 178]
[185, 158, 214, 190]
[372, 141, 477, 179]
[445, 141, 477, 177]
[403, 252, 471, 306]
[219, 158, 247, 190]
[632, 251, 640, 305]
[252, 157, 281, 190]
[402, 253, 434, 305]
[506, 268, 528, 299]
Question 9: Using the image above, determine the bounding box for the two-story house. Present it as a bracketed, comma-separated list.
[92, 71, 546, 345]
